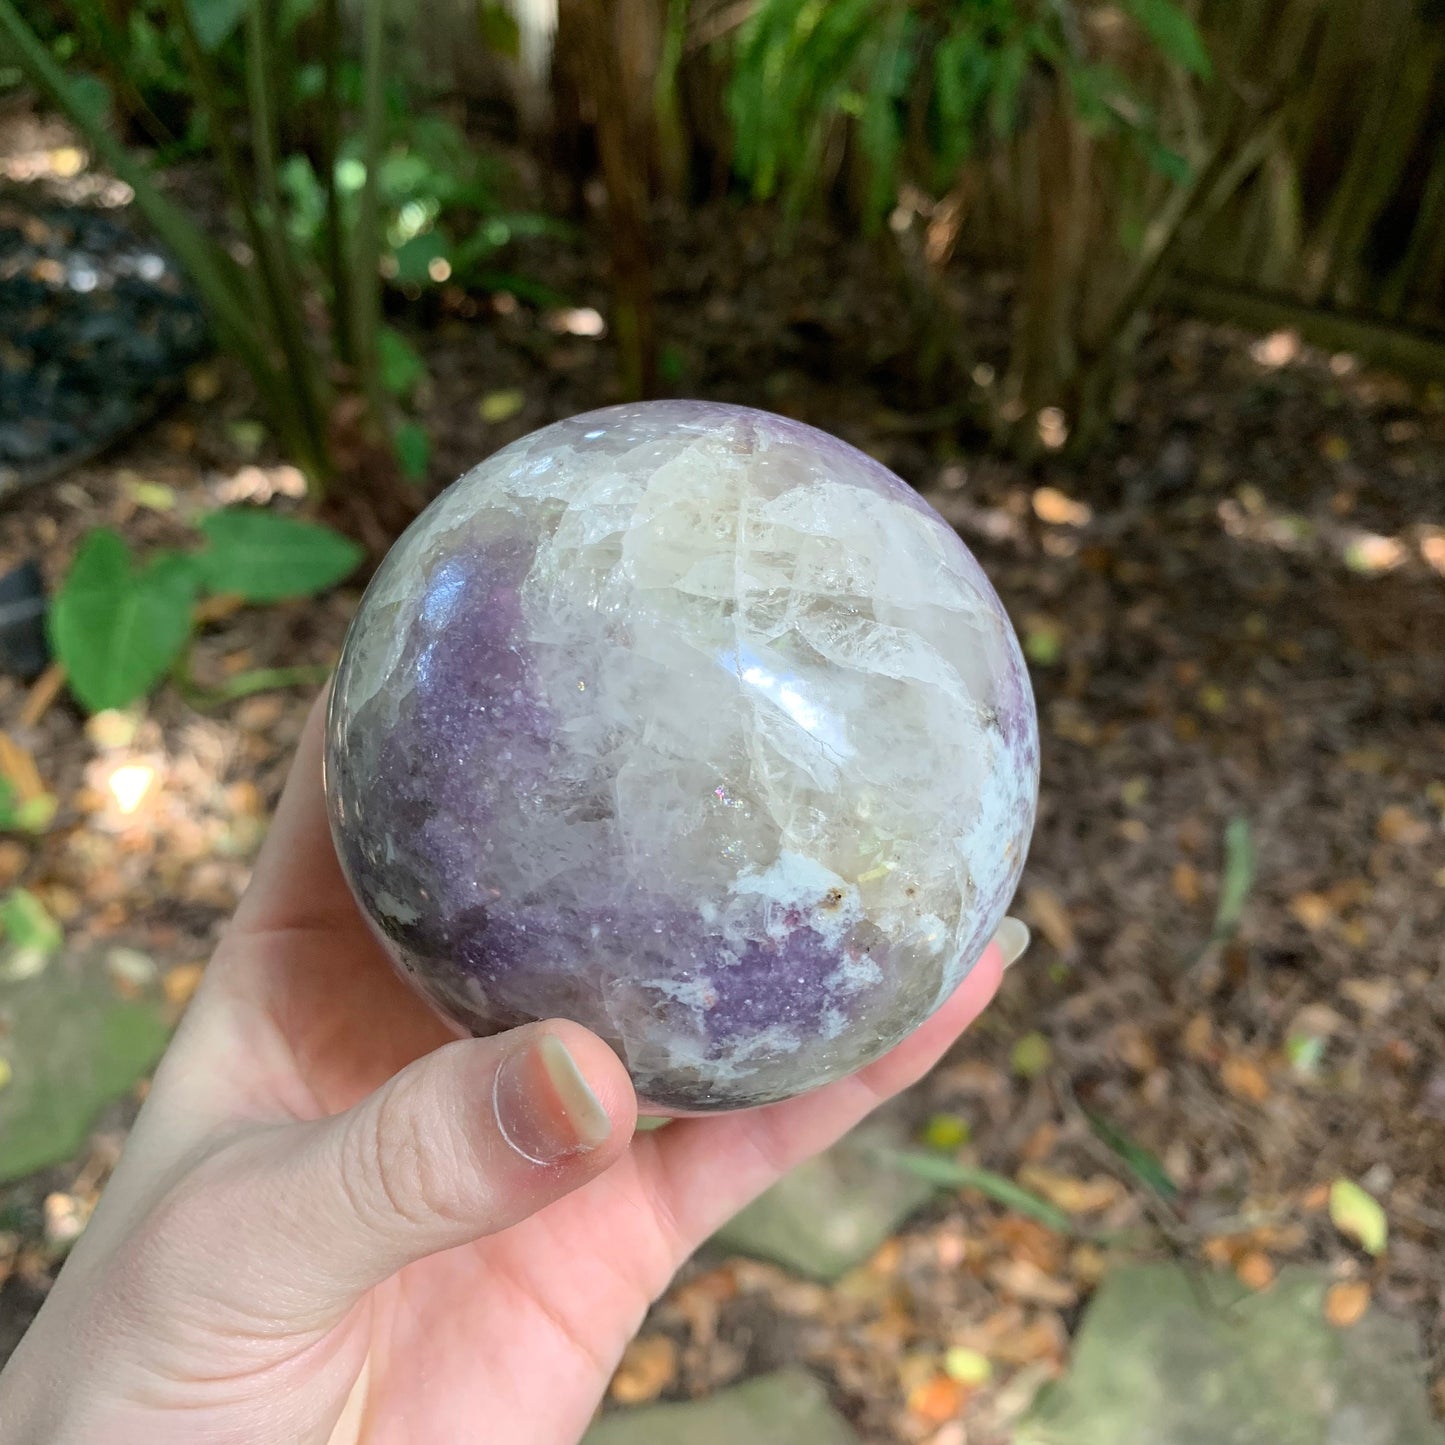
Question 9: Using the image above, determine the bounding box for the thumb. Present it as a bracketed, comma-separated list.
[208, 1021, 637, 1325]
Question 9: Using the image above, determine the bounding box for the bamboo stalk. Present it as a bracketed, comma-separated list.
[245, 0, 332, 481]
[351, 0, 388, 408]
[320, 0, 354, 365]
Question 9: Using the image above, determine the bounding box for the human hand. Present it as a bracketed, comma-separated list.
[0, 694, 1012, 1445]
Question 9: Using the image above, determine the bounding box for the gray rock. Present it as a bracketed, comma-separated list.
[710, 1115, 933, 1281]
[584, 1369, 858, 1445]
[1018, 1264, 1445, 1445]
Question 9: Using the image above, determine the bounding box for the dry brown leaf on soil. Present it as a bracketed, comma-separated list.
[163, 964, 206, 1008]
[1324, 1280, 1372, 1328]
[1172, 862, 1202, 905]
[1289, 892, 1334, 931]
[988, 1216, 1065, 1274]
[1017, 1166, 1122, 1215]
[1340, 977, 1399, 1016]
[1234, 1251, 1276, 1291]
[908, 1375, 967, 1427]
[987, 1257, 1078, 1308]
[1182, 1012, 1217, 1061]
[1376, 805, 1429, 846]
[608, 1334, 679, 1405]
[1221, 1054, 1271, 1104]
[1024, 885, 1076, 956]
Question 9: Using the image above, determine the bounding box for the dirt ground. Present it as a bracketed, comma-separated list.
[2, 191, 1444, 1441]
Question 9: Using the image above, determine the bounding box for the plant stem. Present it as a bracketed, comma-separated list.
[159, 0, 325, 477]
[245, 0, 333, 485]
[352, 0, 388, 413]
[183, 663, 334, 708]
[320, 0, 354, 366]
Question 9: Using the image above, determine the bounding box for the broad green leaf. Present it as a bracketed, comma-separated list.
[186, 0, 247, 51]
[0, 888, 61, 959]
[887, 1151, 1075, 1234]
[1330, 1179, 1388, 1256]
[1119, 0, 1212, 78]
[196, 509, 363, 603]
[49, 531, 198, 713]
[394, 421, 431, 481]
[1085, 1109, 1180, 1201]
[378, 327, 426, 397]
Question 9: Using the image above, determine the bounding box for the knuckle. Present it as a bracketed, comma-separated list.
[347, 1068, 476, 1234]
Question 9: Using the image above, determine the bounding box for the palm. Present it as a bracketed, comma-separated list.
[222, 914, 678, 1445]
[177, 699, 1001, 1443]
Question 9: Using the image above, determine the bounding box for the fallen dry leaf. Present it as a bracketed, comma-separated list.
[1032, 487, 1091, 527]
[609, 1334, 679, 1405]
[1024, 886, 1076, 955]
[163, 964, 206, 1007]
[1172, 861, 1201, 905]
[1221, 1054, 1271, 1104]
[1182, 1012, 1217, 1061]
[908, 1375, 966, 1426]
[1376, 805, 1429, 846]
[1234, 1250, 1275, 1290]
[1341, 977, 1399, 1016]
[1289, 892, 1334, 931]
[988, 1257, 1078, 1308]
[991, 1313, 1068, 1367]
[1017, 1166, 1122, 1215]
[1324, 1280, 1371, 1328]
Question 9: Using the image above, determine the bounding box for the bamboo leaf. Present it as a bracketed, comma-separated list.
[1213, 816, 1255, 940]
[885, 1150, 1076, 1234]
[1118, 0, 1212, 79]
[187, 0, 247, 51]
[1084, 1110, 1180, 1201]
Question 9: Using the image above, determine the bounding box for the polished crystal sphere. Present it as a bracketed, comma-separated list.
[325, 402, 1038, 1111]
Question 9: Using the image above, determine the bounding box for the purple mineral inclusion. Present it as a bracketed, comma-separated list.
[326, 402, 1038, 1111]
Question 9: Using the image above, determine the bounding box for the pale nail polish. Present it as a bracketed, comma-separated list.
[494, 1034, 612, 1164]
[992, 916, 1031, 969]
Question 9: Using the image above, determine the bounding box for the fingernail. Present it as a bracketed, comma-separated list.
[992, 916, 1031, 969]
[494, 1034, 612, 1165]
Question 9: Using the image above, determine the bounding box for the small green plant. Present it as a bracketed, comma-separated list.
[48, 510, 362, 713]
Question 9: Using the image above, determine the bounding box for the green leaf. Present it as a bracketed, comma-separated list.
[887, 1151, 1076, 1234]
[479, 389, 525, 423]
[478, 2, 520, 55]
[1119, 0, 1212, 79]
[1213, 816, 1255, 940]
[377, 327, 426, 397]
[1084, 1109, 1180, 1201]
[1329, 1179, 1388, 1256]
[186, 0, 248, 52]
[394, 421, 431, 482]
[391, 230, 449, 285]
[196, 509, 363, 603]
[922, 1112, 971, 1150]
[49, 531, 198, 713]
[0, 888, 61, 959]
[1010, 1031, 1053, 1079]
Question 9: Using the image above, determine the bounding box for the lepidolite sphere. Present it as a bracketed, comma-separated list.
[325, 402, 1038, 1111]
